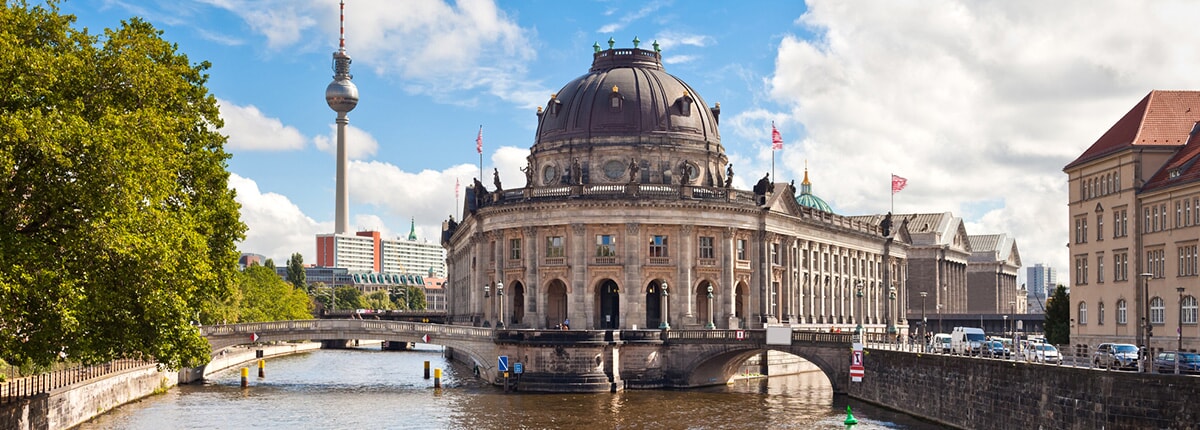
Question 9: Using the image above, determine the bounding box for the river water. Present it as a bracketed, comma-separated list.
[80, 345, 946, 429]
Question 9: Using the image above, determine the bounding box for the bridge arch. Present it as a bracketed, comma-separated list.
[668, 344, 847, 394]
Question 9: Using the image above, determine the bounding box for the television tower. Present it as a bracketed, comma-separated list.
[325, 0, 358, 234]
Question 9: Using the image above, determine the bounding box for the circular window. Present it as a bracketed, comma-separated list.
[603, 160, 627, 180]
[542, 165, 559, 185]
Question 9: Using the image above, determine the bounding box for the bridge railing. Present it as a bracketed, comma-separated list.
[201, 320, 494, 342]
[663, 329, 854, 345]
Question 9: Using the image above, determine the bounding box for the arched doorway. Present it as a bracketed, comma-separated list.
[646, 280, 667, 329]
[546, 279, 568, 328]
[694, 280, 715, 329]
[597, 279, 620, 329]
[734, 282, 748, 329]
[510, 281, 525, 326]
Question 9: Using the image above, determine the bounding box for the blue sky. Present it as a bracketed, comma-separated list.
[60, 0, 1200, 285]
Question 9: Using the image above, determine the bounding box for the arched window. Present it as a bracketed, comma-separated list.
[1078, 302, 1088, 325]
[1116, 299, 1127, 324]
[1150, 297, 1165, 324]
[1184, 295, 1198, 325]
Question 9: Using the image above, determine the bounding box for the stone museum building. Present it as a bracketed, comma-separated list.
[441, 42, 911, 333]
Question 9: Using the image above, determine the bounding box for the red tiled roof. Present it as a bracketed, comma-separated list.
[1065, 90, 1200, 170]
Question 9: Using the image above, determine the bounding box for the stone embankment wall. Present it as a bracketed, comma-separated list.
[2, 342, 321, 430]
[848, 349, 1200, 430]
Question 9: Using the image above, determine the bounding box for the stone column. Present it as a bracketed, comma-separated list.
[681, 224, 695, 320]
[570, 223, 587, 329]
[626, 222, 641, 328]
[723, 227, 736, 328]
[525, 226, 539, 328]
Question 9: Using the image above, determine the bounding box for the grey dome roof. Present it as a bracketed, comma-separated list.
[533, 47, 721, 151]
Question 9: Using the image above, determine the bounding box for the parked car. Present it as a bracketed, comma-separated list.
[985, 340, 1009, 358]
[1093, 343, 1139, 370]
[1153, 351, 1200, 374]
[930, 333, 952, 353]
[1024, 343, 1061, 364]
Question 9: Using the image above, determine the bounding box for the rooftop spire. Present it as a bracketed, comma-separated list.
[408, 217, 417, 241]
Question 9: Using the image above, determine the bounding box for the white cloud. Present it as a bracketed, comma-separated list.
[597, 0, 670, 34]
[654, 31, 715, 49]
[217, 98, 307, 151]
[228, 173, 328, 263]
[200, 0, 548, 110]
[663, 55, 698, 65]
[314, 123, 380, 160]
[754, 0, 1200, 284]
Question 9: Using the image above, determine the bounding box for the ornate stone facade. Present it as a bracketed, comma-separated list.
[442, 45, 909, 333]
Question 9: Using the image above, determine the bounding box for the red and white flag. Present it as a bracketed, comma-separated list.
[771, 122, 783, 151]
[891, 174, 907, 194]
[455, 178, 460, 198]
[475, 126, 483, 154]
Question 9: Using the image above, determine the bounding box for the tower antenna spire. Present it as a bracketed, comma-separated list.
[326, 0, 359, 235]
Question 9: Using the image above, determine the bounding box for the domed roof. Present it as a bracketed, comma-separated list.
[532, 43, 721, 151]
[795, 168, 833, 213]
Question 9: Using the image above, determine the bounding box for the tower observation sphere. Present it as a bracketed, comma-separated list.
[326, 48, 358, 113]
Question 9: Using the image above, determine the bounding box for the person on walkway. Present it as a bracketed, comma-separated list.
[563, 318, 570, 330]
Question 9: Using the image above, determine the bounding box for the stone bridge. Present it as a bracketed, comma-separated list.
[198, 320, 855, 393]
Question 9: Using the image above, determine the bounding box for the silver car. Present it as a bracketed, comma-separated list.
[1025, 343, 1061, 364]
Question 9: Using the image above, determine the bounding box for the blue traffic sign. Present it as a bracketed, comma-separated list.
[514, 362, 523, 374]
[498, 355, 509, 372]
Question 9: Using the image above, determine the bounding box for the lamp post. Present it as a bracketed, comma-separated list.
[659, 281, 671, 330]
[706, 284, 716, 329]
[919, 292, 927, 352]
[1178, 286, 1185, 375]
[1139, 272, 1153, 373]
[497, 281, 505, 329]
[937, 303, 943, 333]
[887, 286, 897, 338]
[483, 284, 490, 327]
[1178, 287, 1186, 352]
[855, 282, 864, 335]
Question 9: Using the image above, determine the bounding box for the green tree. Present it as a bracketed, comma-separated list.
[0, 2, 244, 369]
[235, 265, 311, 322]
[334, 285, 366, 311]
[404, 286, 428, 310]
[264, 259, 276, 271]
[363, 290, 394, 310]
[285, 252, 306, 291]
[1045, 285, 1071, 345]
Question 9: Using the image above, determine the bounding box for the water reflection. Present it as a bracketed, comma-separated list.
[81, 345, 945, 429]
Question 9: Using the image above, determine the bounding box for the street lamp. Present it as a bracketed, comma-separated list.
[1139, 272, 1153, 373]
[497, 280, 505, 329]
[855, 282, 864, 335]
[483, 284, 490, 328]
[659, 281, 671, 330]
[887, 286, 897, 337]
[706, 284, 716, 329]
[1178, 287, 1186, 352]
[919, 291, 927, 352]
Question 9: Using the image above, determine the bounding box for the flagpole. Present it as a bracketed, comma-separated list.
[477, 125, 483, 184]
[890, 172, 894, 214]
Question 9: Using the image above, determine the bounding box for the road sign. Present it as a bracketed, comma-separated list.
[852, 350, 863, 366]
[514, 363, 523, 374]
[850, 365, 865, 382]
[498, 355, 509, 372]
[250, 333, 259, 342]
[735, 330, 746, 340]
[421, 334, 431, 343]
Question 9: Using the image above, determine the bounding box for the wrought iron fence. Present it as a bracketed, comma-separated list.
[0, 358, 152, 404]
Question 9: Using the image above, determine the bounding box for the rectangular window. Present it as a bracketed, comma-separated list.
[699, 236, 714, 259]
[1097, 255, 1104, 283]
[770, 243, 780, 265]
[1178, 201, 1184, 228]
[509, 238, 522, 261]
[1146, 208, 1152, 233]
[1097, 214, 1103, 241]
[1121, 209, 1128, 236]
[736, 239, 747, 260]
[802, 247, 809, 269]
[596, 234, 617, 257]
[546, 236, 564, 258]
[649, 235, 669, 258]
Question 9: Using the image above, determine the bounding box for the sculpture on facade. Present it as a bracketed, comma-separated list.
[493, 168, 503, 192]
[880, 212, 893, 237]
[629, 158, 640, 183]
[571, 158, 583, 184]
[521, 161, 533, 186]
[753, 173, 773, 196]
[725, 164, 734, 188]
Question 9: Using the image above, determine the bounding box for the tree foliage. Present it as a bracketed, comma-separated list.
[285, 252, 306, 291]
[0, 1, 244, 368]
[234, 266, 311, 323]
[1045, 285, 1070, 345]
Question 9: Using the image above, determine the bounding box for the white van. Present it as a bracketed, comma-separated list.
[930, 333, 952, 353]
[950, 327, 986, 355]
